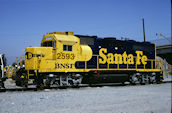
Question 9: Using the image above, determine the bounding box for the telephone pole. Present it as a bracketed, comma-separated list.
[142, 18, 146, 42]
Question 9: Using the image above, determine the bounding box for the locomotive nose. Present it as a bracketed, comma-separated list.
[25, 47, 52, 70]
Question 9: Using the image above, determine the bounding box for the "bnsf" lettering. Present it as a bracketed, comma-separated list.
[55, 63, 74, 69]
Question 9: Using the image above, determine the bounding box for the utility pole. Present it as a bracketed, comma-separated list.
[142, 18, 146, 42]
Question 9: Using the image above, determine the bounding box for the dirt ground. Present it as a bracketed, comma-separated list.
[0, 82, 171, 113]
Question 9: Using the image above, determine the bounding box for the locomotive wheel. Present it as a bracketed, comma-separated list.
[68, 80, 74, 86]
[45, 80, 50, 88]
[121, 82, 126, 86]
[24, 81, 28, 88]
[36, 76, 44, 89]
[139, 75, 146, 85]
[15, 78, 28, 88]
[140, 74, 148, 85]
[36, 83, 44, 90]
[16, 80, 22, 86]
[156, 73, 161, 84]
[130, 74, 138, 85]
[0, 80, 5, 89]
[148, 74, 156, 84]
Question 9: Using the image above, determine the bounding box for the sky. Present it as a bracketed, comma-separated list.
[0, 0, 171, 65]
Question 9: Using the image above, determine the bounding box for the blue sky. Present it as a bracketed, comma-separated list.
[0, 0, 171, 65]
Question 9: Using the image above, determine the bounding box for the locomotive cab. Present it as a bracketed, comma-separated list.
[25, 32, 93, 72]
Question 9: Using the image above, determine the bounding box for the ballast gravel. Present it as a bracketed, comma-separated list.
[0, 83, 171, 113]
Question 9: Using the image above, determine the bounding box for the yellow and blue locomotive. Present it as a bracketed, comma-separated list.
[15, 31, 163, 87]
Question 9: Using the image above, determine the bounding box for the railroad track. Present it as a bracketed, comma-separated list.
[0, 80, 171, 92]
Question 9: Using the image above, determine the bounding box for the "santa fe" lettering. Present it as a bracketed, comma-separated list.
[99, 48, 147, 65]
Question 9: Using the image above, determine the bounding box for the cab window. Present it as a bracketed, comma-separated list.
[42, 41, 56, 48]
[41, 37, 56, 48]
[42, 41, 52, 47]
[63, 45, 72, 51]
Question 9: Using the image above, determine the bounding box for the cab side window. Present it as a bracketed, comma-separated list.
[42, 41, 56, 48]
[63, 45, 72, 51]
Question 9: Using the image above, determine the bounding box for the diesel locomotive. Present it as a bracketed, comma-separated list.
[15, 32, 163, 88]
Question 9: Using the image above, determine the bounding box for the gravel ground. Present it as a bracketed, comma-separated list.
[0, 83, 171, 113]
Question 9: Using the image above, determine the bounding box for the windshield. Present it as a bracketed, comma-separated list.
[42, 41, 53, 47]
[42, 41, 56, 48]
